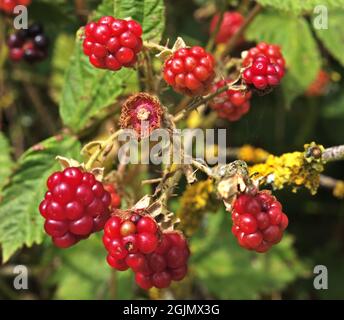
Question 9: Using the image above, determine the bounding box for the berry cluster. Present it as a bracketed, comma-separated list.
[306, 70, 330, 97]
[104, 184, 121, 209]
[163, 46, 215, 96]
[7, 24, 49, 63]
[210, 79, 252, 121]
[0, 0, 30, 14]
[231, 191, 288, 253]
[103, 212, 190, 290]
[39, 167, 111, 248]
[242, 42, 285, 91]
[210, 11, 244, 44]
[83, 16, 143, 71]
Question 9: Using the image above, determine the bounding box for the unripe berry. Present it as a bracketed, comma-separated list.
[39, 167, 111, 248]
[163, 46, 215, 96]
[242, 42, 286, 91]
[210, 79, 252, 121]
[0, 0, 31, 15]
[103, 214, 190, 290]
[83, 17, 142, 71]
[305, 70, 330, 97]
[210, 11, 244, 44]
[231, 190, 288, 252]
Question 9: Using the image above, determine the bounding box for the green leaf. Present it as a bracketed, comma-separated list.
[59, 34, 136, 133]
[92, 0, 115, 20]
[0, 134, 81, 263]
[191, 210, 308, 299]
[50, 34, 76, 104]
[256, 0, 344, 14]
[114, 0, 165, 42]
[246, 12, 321, 107]
[0, 132, 12, 192]
[315, 11, 344, 67]
[52, 234, 134, 300]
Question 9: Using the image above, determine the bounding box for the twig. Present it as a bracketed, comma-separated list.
[25, 84, 58, 135]
[173, 77, 242, 122]
[319, 174, 338, 189]
[84, 129, 123, 170]
[221, 3, 262, 58]
[206, 8, 225, 52]
[142, 178, 162, 185]
[322, 145, 344, 162]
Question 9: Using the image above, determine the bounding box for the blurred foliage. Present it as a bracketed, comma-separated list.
[191, 210, 308, 299]
[0, 0, 344, 300]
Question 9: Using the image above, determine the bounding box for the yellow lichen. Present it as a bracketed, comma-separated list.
[333, 181, 344, 199]
[177, 180, 217, 236]
[237, 144, 270, 163]
[249, 143, 325, 195]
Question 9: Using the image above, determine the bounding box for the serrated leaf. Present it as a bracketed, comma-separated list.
[0, 132, 12, 192]
[315, 11, 344, 67]
[256, 0, 344, 14]
[114, 0, 165, 42]
[52, 234, 134, 299]
[191, 210, 308, 299]
[59, 34, 136, 133]
[0, 132, 13, 190]
[0, 134, 81, 263]
[246, 12, 321, 107]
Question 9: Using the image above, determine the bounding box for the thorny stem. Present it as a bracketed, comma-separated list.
[143, 41, 171, 53]
[206, 7, 225, 52]
[173, 77, 242, 122]
[84, 129, 123, 170]
[220, 3, 262, 58]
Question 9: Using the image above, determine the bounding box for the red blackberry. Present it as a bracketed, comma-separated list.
[39, 167, 111, 248]
[231, 190, 288, 253]
[103, 184, 121, 209]
[163, 46, 215, 96]
[210, 11, 244, 44]
[0, 0, 31, 14]
[305, 70, 330, 97]
[7, 23, 49, 63]
[242, 42, 285, 90]
[104, 212, 190, 290]
[82, 16, 143, 71]
[210, 79, 252, 121]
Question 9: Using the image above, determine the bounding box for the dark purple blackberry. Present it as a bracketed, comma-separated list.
[7, 23, 49, 64]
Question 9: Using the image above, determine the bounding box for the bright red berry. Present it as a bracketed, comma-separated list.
[242, 42, 286, 91]
[83, 16, 142, 71]
[0, 0, 31, 14]
[39, 167, 111, 248]
[210, 79, 252, 121]
[305, 70, 330, 97]
[163, 46, 215, 96]
[103, 184, 121, 209]
[210, 11, 244, 44]
[103, 213, 190, 290]
[231, 190, 288, 252]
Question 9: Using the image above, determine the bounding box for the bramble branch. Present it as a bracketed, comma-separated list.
[221, 3, 262, 58]
[322, 145, 344, 162]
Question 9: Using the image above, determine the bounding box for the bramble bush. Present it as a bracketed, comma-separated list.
[1, 0, 344, 299]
